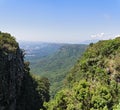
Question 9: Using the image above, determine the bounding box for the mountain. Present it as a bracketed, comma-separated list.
[80, 39, 99, 44]
[19, 41, 64, 60]
[45, 37, 120, 110]
[26, 43, 87, 97]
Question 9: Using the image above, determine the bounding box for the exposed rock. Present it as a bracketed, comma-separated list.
[0, 47, 24, 110]
[0, 32, 50, 110]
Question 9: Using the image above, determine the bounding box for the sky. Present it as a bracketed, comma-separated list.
[0, 0, 120, 43]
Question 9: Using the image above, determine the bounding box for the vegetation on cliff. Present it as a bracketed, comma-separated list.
[45, 37, 120, 110]
[0, 32, 18, 53]
[0, 32, 50, 110]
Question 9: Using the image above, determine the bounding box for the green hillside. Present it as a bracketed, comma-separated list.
[29, 44, 87, 97]
[45, 37, 120, 110]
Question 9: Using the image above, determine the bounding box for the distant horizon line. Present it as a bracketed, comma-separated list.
[17, 38, 117, 45]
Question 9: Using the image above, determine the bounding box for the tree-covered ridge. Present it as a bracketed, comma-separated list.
[30, 44, 87, 98]
[45, 37, 120, 110]
[30, 44, 87, 75]
[67, 37, 120, 84]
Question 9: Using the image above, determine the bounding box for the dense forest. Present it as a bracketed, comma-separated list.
[45, 37, 120, 110]
[1, 32, 120, 110]
[28, 44, 87, 98]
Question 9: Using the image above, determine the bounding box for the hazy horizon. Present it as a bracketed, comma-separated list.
[0, 0, 120, 43]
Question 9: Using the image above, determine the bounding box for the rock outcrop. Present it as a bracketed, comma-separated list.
[0, 32, 25, 110]
[0, 32, 50, 110]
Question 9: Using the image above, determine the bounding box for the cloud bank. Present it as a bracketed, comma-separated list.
[90, 33, 117, 40]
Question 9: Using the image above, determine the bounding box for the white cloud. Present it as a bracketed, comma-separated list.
[91, 33, 105, 38]
[90, 33, 116, 40]
[115, 35, 120, 38]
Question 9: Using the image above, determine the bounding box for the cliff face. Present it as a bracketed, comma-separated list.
[0, 32, 50, 110]
[0, 33, 25, 110]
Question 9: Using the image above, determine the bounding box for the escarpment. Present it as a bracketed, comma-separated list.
[0, 32, 50, 110]
[0, 33, 24, 110]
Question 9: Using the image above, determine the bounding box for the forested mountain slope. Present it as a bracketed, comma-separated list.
[29, 44, 87, 97]
[30, 44, 86, 73]
[45, 37, 120, 110]
[19, 41, 63, 60]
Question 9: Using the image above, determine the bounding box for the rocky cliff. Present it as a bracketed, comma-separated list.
[0, 32, 50, 110]
[0, 32, 24, 110]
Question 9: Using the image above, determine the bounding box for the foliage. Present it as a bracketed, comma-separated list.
[0, 31, 18, 53]
[28, 44, 87, 98]
[114, 102, 120, 110]
[45, 37, 120, 110]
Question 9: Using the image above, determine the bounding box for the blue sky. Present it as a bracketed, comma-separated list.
[0, 0, 120, 43]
